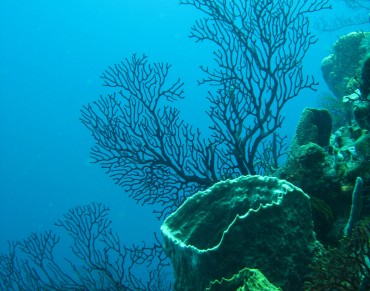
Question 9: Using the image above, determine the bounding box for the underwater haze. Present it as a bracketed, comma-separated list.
[0, 0, 208, 251]
[0, 0, 369, 289]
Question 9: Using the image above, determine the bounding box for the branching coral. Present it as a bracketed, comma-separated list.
[82, 0, 331, 218]
[305, 218, 370, 290]
[0, 203, 171, 291]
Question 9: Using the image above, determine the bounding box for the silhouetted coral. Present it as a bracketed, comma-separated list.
[82, 0, 331, 218]
[0, 203, 171, 291]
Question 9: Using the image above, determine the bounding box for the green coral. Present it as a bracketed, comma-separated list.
[321, 31, 370, 99]
[360, 55, 370, 99]
[206, 268, 281, 291]
[161, 175, 318, 291]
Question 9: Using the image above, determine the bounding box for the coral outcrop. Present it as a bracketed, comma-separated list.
[279, 31, 370, 245]
[321, 31, 370, 99]
[295, 30, 370, 290]
[160, 30, 370, 291]
[161, 175, 319, 291]
[290, 107, 332, 149]
[278, 107, 370, 244]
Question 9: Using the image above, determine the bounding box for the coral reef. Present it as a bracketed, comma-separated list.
[360, 56, 370, 99]
[290, 108, 332, 150]
[321, 31, 370, 99]
[161, 175, 319, 291]
[304, 218, 370, 290]
[205, 268, 281, 291]
[277, 108, 341, 243]
[160, 30, 370, 290]
[353, 55, 370, 130]
[278, 111, 370, 244]
[278, 30, 370, 289]
[2, 0, 368, 288]
[279, 32, 370, 245]
[344, 176, 364, 237]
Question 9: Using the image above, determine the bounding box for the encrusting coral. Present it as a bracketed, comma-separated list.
[321, 31, 370, 99]
[278, 31, 370, 289]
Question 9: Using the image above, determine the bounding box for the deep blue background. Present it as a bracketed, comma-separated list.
[0, 0, 367, 258]
[0, 0, 216, 253]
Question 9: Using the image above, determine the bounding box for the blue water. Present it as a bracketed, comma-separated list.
[0, 0, 207, 250]
[0, 0, 368, 287]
